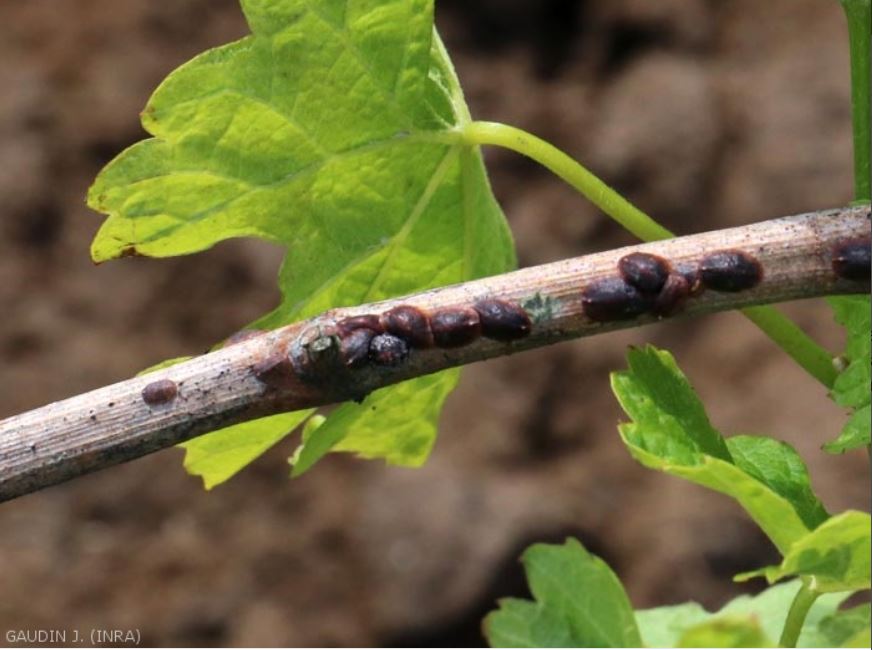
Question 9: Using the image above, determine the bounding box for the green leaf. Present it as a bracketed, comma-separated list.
[804, 604, 871, 648]
[613, 345, 731, 462]
[484, 599, 575, 648]
[180, 410, 313, 489]
[89, 0, 515, 483]
[736, 511, 871, 593]
[825, 403, 871, 454]
[292, 369, 458, 476]
[726, 435, 829, 530]
[676, 616, 773, 648]
[636, 580, 851, 648]
[611, 345, 823, 553]
[484, 538, 642, 648]
[842, 626, 872, 649]
[635, 603, 710, 647]
[826, 296, 871, 453]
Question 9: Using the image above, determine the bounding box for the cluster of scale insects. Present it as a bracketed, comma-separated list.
[289, 298, 533, 381]
[139, 235, 870, 405]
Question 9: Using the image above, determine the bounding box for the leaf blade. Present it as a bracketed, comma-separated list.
[180, 410, 313, 489]
[736, 511, 871, 593]
[611, 345, 823, 553]
[89, 0, 515, 482]
[826, 296, 871, 453]
[484, 538, 642, 648]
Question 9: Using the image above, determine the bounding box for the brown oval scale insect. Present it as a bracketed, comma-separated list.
[340, 327, 377, 368]
[430, 307, 481, 348]
[699, 250, 762, 292]
[652, 273, 691, 317]
[380, 305, 433, 348]
[675, 262, 704, 296]
[582, 277, 653, 322]
[832, 237, 871, 281]
[474, 299, 532, 341]
[141, 378, 178, 405]
[337, 315, 383, 336]
[369, 333, 410, 366]
[618, 252, 670, 294]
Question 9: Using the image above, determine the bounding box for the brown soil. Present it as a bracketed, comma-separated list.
[0, 1, 868, 646]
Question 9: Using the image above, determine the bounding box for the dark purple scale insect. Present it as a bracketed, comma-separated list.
[141, 378, 178, 405]
[380, 305, 434, 348]
[473, 299, 532, 341]
[618, 252, 670, 294]
[339, 327, 377, 368]
[675, 263, 705, 296]
[582, 277, 653, 322]
[430, 307, 482, 348]
[652, 273, 691, 317]
[832, 237, 871, 282]
[336, 315, 383, 336]
[368, 333, 410, 366]
[699, 250, 762, 292]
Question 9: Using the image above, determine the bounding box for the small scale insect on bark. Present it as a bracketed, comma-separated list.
[430, 307, 482, 348]
[582, 277, 653, 322]
[336, 315, 383, 336]
[675, 263, 705, 296]
[652, 273, 691, 317]
[832, 236, 871, 282]
[340, 327, 377, 368]
[473, 299, 532, 341]
[698, 250, 762, 292]
[369, 333, 410, 366]
[380, 305, 433, 348]
[141, 378, 178, 406]
[618, 252, 670, 294]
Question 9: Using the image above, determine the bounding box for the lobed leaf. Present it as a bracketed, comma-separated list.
[825, 296, 871, 453]
[636, 580, 851, 648]
[736, 511, 871, 593]
[483, 538, 642, 648]
[89, 0, 515, 486]
[611, 346, 826, 554]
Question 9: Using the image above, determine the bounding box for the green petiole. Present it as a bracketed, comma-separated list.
[839, 0, 871, 204]
[778, 582, 820, 647]
[462, 121, 673, 241]
[463, 120, 837, 388]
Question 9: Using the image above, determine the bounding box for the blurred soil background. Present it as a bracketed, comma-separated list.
[0, 0, 868, 646]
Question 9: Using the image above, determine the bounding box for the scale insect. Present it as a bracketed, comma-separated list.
[582, 277, 653, 322]
[380, 305, 433, 349]
[474, 298, 533, 341]
[430, 307, 481, 348]
[831, 236, 871, 281]
[698, 250, 762, 292]
[141, 379, 178, 406]
[368, 333, 410, 367]
[618, 252, 670, 294]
